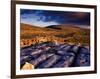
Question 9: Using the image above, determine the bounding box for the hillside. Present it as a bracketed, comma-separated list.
[20, 23, 90, 47]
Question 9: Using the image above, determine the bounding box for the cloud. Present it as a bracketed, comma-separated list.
[64, 12, 88, 19]
[21, 9, 90, 26]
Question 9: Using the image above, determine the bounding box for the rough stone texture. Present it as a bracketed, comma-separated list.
[20, 42, 90, 69]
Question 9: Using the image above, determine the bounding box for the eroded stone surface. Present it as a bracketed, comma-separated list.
[20, 42, 90, 69]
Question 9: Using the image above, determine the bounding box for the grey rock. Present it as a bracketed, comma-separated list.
[20, 42, 90, 69]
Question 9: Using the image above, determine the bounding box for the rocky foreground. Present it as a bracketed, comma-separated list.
[20, 42, 90, 69]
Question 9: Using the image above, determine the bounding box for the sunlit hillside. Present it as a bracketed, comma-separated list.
[20, 23, 90, 47]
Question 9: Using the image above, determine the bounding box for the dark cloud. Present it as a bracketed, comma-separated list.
[21, 9, 90, 26]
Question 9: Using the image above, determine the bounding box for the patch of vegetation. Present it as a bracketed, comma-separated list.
[55, 35, 67, 38]
[21, 35, 38, 39]
[55, 33, 75, 38]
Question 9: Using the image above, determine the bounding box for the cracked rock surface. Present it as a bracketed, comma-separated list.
[20, 42, 90, 69]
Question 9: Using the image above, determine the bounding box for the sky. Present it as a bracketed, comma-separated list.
[20, 9, 90, 27]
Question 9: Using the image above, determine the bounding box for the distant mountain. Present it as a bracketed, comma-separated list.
[46, 24, 90, 30]
[46, 25, 62, 30]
